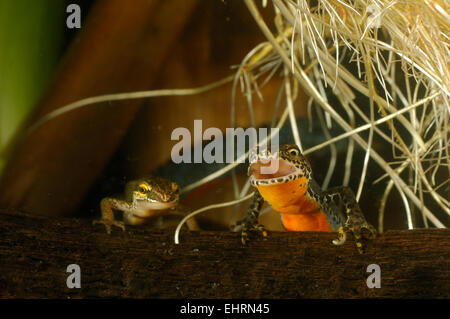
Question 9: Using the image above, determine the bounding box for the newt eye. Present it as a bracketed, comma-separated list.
[137, 183, 149, 195]
[288, 148, 299, 156]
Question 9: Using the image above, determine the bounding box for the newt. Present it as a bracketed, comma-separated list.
[93, 176, 198, 233]
[236, 144, 376, 253]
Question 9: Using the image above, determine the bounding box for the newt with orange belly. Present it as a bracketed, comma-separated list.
[237, 144, 376, 253]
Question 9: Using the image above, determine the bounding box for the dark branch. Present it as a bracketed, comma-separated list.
[0, 210, 448, 298]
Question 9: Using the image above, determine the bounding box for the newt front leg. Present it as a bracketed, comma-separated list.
[93, 198, 127, 234]
[234, 190, 268, 244]
[320, 186, 377, 253]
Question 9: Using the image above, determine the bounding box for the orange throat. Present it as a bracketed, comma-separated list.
[281, 211, 332, 232]
[255, 177, 332, 232]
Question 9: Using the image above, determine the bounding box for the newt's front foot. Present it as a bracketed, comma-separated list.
[93, 218, 126, 234]
[233, 217, 268, 245]
[233, 190, 267, 244]
[332, 217, 377, 254]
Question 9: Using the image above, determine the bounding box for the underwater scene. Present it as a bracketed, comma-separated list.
[0, 0, 448, 302]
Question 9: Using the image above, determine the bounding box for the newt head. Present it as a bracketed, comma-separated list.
[248, 144, 312, 186]
[128, 176, 180, 211]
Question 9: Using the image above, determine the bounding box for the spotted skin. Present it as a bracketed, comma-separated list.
[238, 144, 376, 253]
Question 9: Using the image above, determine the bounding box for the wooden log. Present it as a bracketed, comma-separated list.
[0, 210, 448, 298]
